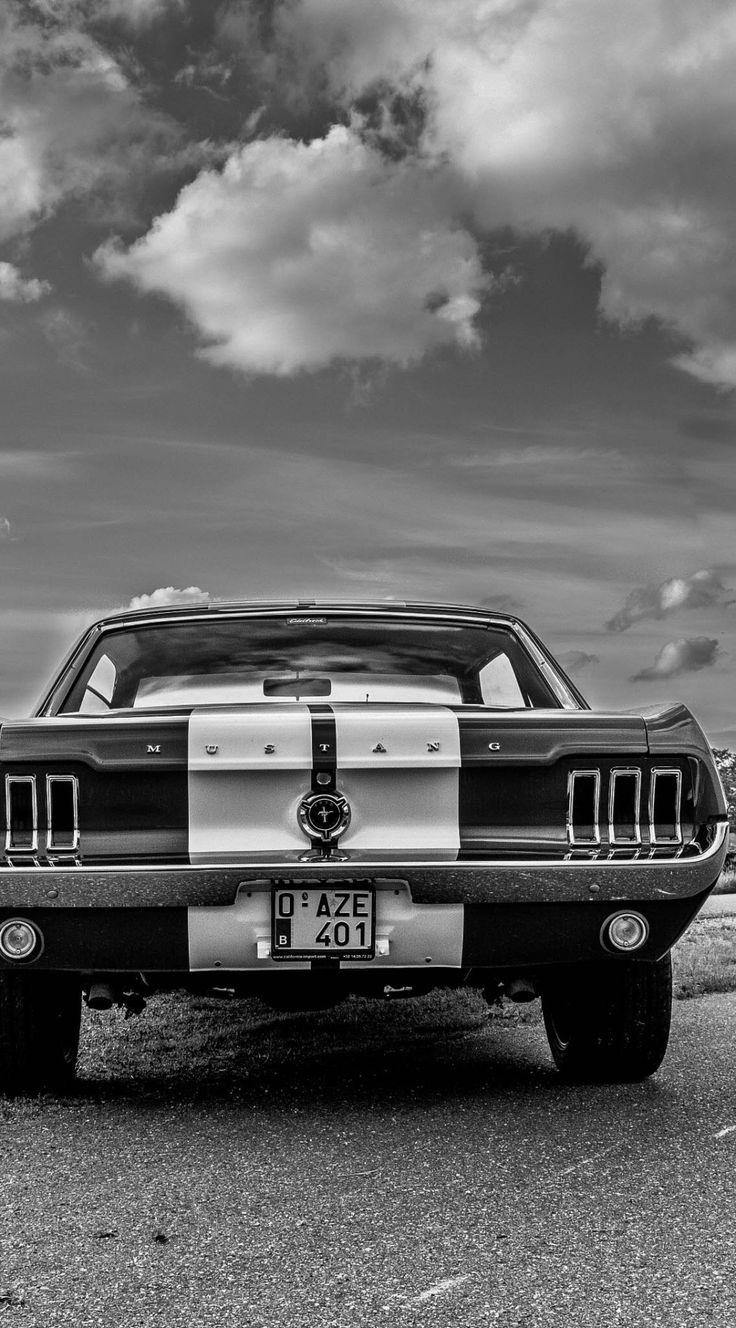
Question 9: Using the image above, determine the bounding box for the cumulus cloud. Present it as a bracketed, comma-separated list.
[0, 518, 11, 539]
[606, 568, 733, 632]
[126, 586, 211, 611]
[557, 649, 599, 673]
[95, 126, 488, 374]
[631, 637, 721, 682]
[0, 262, 50, 303]
[0, 2, 204, 248]
[229, 0, 736, 389]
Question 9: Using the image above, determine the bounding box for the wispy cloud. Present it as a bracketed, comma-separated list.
[558, 649, 599, 674]
[453, 445, 628, 471]
[0, 451, 74, 478]
[631, 636, 720, 682]
[0, 518, 11, 539]
[607, 568, 734, 632]
[38, 308, 90, 372]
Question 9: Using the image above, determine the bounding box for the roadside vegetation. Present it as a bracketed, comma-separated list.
[671, 915, 736, 999]
[713, 746, 736, 885]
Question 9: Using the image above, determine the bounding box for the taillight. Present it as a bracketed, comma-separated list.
[4, 773, 80, 861]
[649, 768, 682, 845]
[608, 768, 642, 845]
[46, 775, 80, 854]
[567, 770, 601, 845]
[5, 776, 38, 853]
[567, 766, 684, 850]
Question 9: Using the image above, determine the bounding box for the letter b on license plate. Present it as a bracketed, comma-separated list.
[271, 885, 375, 961]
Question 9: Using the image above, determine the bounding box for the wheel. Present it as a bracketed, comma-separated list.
[0, 972, 81, 1095]
[541, 954, 672, 1082]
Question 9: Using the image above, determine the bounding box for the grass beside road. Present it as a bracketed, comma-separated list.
[75, 912, 736, 1089]
[672, 916, 736, 999]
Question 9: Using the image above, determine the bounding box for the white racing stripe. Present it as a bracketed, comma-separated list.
[334, 705, 461, 855]
[188, 705, 311, 859]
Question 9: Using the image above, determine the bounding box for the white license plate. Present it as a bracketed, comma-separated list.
[271, 885, 376, 961]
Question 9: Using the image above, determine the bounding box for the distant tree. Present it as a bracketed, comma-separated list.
[712, 748, 736, 864]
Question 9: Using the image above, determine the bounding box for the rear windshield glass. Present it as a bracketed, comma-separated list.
[57, 616, 564, 712]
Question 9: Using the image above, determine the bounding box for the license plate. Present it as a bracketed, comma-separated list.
[271, 884, 376, 961]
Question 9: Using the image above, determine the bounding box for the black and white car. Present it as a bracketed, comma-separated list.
[0, 600, 727, 1090]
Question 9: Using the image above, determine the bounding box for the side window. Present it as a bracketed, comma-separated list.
[79, 654, 117, 713]
[478, 653, 526, 707]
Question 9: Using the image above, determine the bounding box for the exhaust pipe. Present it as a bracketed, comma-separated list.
[505, 976, 538, 1003]
[85, 982, 115, 1011]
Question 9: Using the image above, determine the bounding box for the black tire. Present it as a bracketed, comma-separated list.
[0, 971, 81, 1095]
[541, 954, 672, 1082]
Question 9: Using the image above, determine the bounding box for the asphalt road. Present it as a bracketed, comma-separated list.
[2, 995, 736, 1328]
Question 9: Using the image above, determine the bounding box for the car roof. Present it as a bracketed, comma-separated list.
[89, 599, 520, 630]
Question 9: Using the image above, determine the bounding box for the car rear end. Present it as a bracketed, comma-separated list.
[0, 603, 727, 1088]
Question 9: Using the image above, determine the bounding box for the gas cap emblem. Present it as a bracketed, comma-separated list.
[298, 791, 351, 844]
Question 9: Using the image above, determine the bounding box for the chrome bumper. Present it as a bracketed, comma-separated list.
[0, 823, 727, 909]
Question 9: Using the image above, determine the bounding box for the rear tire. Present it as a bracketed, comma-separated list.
[0, 972, 81, 1095]
[541, 954, 672, 1082]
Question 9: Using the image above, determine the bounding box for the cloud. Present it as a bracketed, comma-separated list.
[38, 308, 90, 371]
[95, 126, 489, 374]
[454, 445, 628, 473]
[631, 636, 721, 682]
[0, 262, 50, 303]
[557, 649, 599, 673]
[243, 0, 736, 389]
[28, 0, 183, 26]
[0, 450, 74, 478]
[92, 0, 185, 28]
[0, 518, 11, 539]
[126, 586, 211, 610]
[606, 568, 733, 631]
[0, 3, 204, 248]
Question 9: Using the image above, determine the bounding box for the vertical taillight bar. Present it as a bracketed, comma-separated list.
[609, 768, 642, 845]
[5, 775, 38, 854]
[46, 775, 80, 854]
[649, 768, 683, 845]
[567, 770, 601, 845]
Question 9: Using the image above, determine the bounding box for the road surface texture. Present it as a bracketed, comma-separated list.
[2, 992, 736, 1328]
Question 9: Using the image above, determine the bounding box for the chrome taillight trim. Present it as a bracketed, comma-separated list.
[567, 769, 601, 845]
[608, 767, 642, 846]
[5, 775, 38, 854]
[649, 767, 683, 845]
[46, 775, 80, 854]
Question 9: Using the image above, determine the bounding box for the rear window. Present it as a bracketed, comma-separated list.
[57, 615, 565, 712]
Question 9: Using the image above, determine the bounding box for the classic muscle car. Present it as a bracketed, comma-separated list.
[0, 601, 728, 1091]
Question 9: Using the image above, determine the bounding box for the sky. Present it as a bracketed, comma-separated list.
[0, 0, 735, 742]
